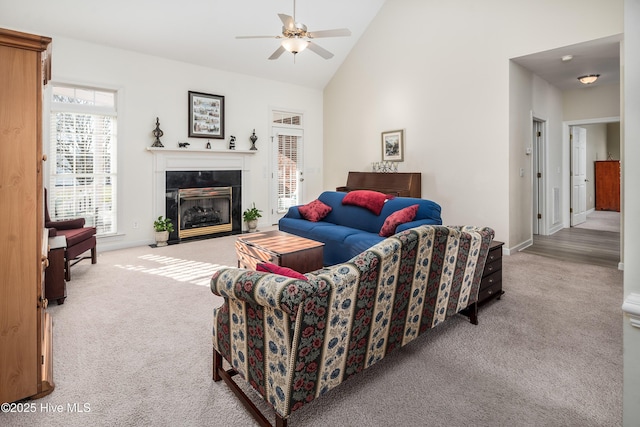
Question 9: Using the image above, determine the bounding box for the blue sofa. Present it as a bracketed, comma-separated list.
[278, 191, 442, 266]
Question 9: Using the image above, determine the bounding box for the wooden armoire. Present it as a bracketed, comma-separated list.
[0, 28, 54, 403]
[594, 160, 621, 212]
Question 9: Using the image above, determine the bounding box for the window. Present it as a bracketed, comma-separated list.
[271, 110, 304, 217]
[272, 111, 302, 126]
[49, 85, 117, 235]
[277, 132, 302, 212]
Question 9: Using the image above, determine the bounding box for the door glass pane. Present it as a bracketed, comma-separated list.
[277, 134, 299, 213]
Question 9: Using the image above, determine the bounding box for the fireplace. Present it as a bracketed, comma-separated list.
[178, 187, 232, 238]
[166, 170, 241, 243]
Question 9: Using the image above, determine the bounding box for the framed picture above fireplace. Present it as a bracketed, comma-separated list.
[188, 91, 225, 139]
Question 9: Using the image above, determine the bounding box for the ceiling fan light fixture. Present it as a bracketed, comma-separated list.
[578, 74, 600, 84]
[282, 37, 309, 54]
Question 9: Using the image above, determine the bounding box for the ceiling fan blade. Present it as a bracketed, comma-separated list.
[278, 13, 296, 31]
[307, 28, 351, 38]
[268, 45, 286, 60]
[307, 42, 334, 59]
[236, 35, 279, 39]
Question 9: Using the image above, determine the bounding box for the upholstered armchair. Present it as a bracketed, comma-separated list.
[44, 189, 97, 281]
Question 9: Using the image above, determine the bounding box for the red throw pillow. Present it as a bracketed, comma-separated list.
[342, 190, 391, 215]
[256, 262, 309, 281]
[379, 204, 419, 237]
[298, 199, 332, 222]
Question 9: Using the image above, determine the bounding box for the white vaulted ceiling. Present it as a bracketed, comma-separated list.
[0, 1, 620, 91]
[0, 0, 386, 89]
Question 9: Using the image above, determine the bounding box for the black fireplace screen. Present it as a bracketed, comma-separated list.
[178, 187, 232, 238]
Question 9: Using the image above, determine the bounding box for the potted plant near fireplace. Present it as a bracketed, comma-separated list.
[153, 216, 174, 247]
[242, 203, 262, 233]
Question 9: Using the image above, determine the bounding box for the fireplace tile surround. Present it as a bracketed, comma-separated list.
[166, 170, 241, 242]
[148, 148, 254, 243]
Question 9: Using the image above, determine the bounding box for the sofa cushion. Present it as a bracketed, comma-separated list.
[298, 199, 332, 222]
[379, 204, 419, 237]
[318, 192, 386, 234]
[57, 226, 96, 247]
[342, 190, 391, 215]
[256, 262, 308, 281]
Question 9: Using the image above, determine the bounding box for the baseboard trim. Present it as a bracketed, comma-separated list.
[548, 223, 564, 235]
[506, 239, 532, 256]
[98, 236, 155, 252]
[622, 293, 640, 328]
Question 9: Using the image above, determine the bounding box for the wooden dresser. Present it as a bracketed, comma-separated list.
[336, 172, 422, 198]
[477, 240, 504, 305]
[594, 160, 620, 212]
[0, 28, 54, 403]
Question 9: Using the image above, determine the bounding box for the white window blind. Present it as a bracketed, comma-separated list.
[49, 85, 117, 235]
[272, 111, 302, 126]
[277, 134, 300, 212]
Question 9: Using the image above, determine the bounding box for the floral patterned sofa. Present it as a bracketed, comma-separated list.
[210, 225, 494, 427]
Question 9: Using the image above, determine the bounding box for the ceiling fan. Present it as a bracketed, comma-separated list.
[236, 0, 351, 60]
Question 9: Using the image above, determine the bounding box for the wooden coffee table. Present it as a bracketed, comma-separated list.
[235, 230, 324, 273]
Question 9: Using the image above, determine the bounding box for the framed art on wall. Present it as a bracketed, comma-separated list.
[381, 129, 404, 161]
[188, 91, 224, 138]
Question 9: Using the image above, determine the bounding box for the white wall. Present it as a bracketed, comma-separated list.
[564, 84, 622, 121]
[508, 61, 535, 247]
[513, 73, 565, 243]
[608, 122, 621, 159]
[44, 37, 324, 250]
[324, 0, 623, 250]
[623, 1, 640, 425]
[532, 76, 565, 237]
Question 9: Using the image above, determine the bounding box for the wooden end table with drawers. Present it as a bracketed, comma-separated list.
[45, 235, 67, 305]
[477, 240, 504, 305]
[235, 230, 324, 273]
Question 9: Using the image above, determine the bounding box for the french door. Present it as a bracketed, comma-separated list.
[271, 126, 303, 224]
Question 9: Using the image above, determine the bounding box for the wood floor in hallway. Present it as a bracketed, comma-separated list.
[522, 227, 620, 268]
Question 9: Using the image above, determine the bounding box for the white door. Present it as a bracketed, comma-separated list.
[271, 127, 303, 224]
[570, 126, 587, 226]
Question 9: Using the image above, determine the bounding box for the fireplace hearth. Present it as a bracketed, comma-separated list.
[166, 170, 241, 243]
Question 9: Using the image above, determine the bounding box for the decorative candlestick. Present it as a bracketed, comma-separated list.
[249, 129, 258, 150]
[151, 117, 164, 147]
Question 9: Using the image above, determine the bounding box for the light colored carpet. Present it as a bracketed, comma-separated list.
[574, 210, 620, 233]
[1, 231, 623, 427]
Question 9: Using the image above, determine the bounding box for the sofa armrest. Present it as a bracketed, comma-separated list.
[282, 205, 302, 220]
[211, 268, 328, 316]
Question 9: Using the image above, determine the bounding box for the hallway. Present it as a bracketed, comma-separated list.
[521, 211, 621, 268]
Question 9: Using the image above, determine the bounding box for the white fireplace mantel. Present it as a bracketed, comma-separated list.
[147, 147, 253, 219]
[146, 147, 257, 155]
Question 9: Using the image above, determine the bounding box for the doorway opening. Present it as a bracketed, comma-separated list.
[564, 117, 620, 230]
